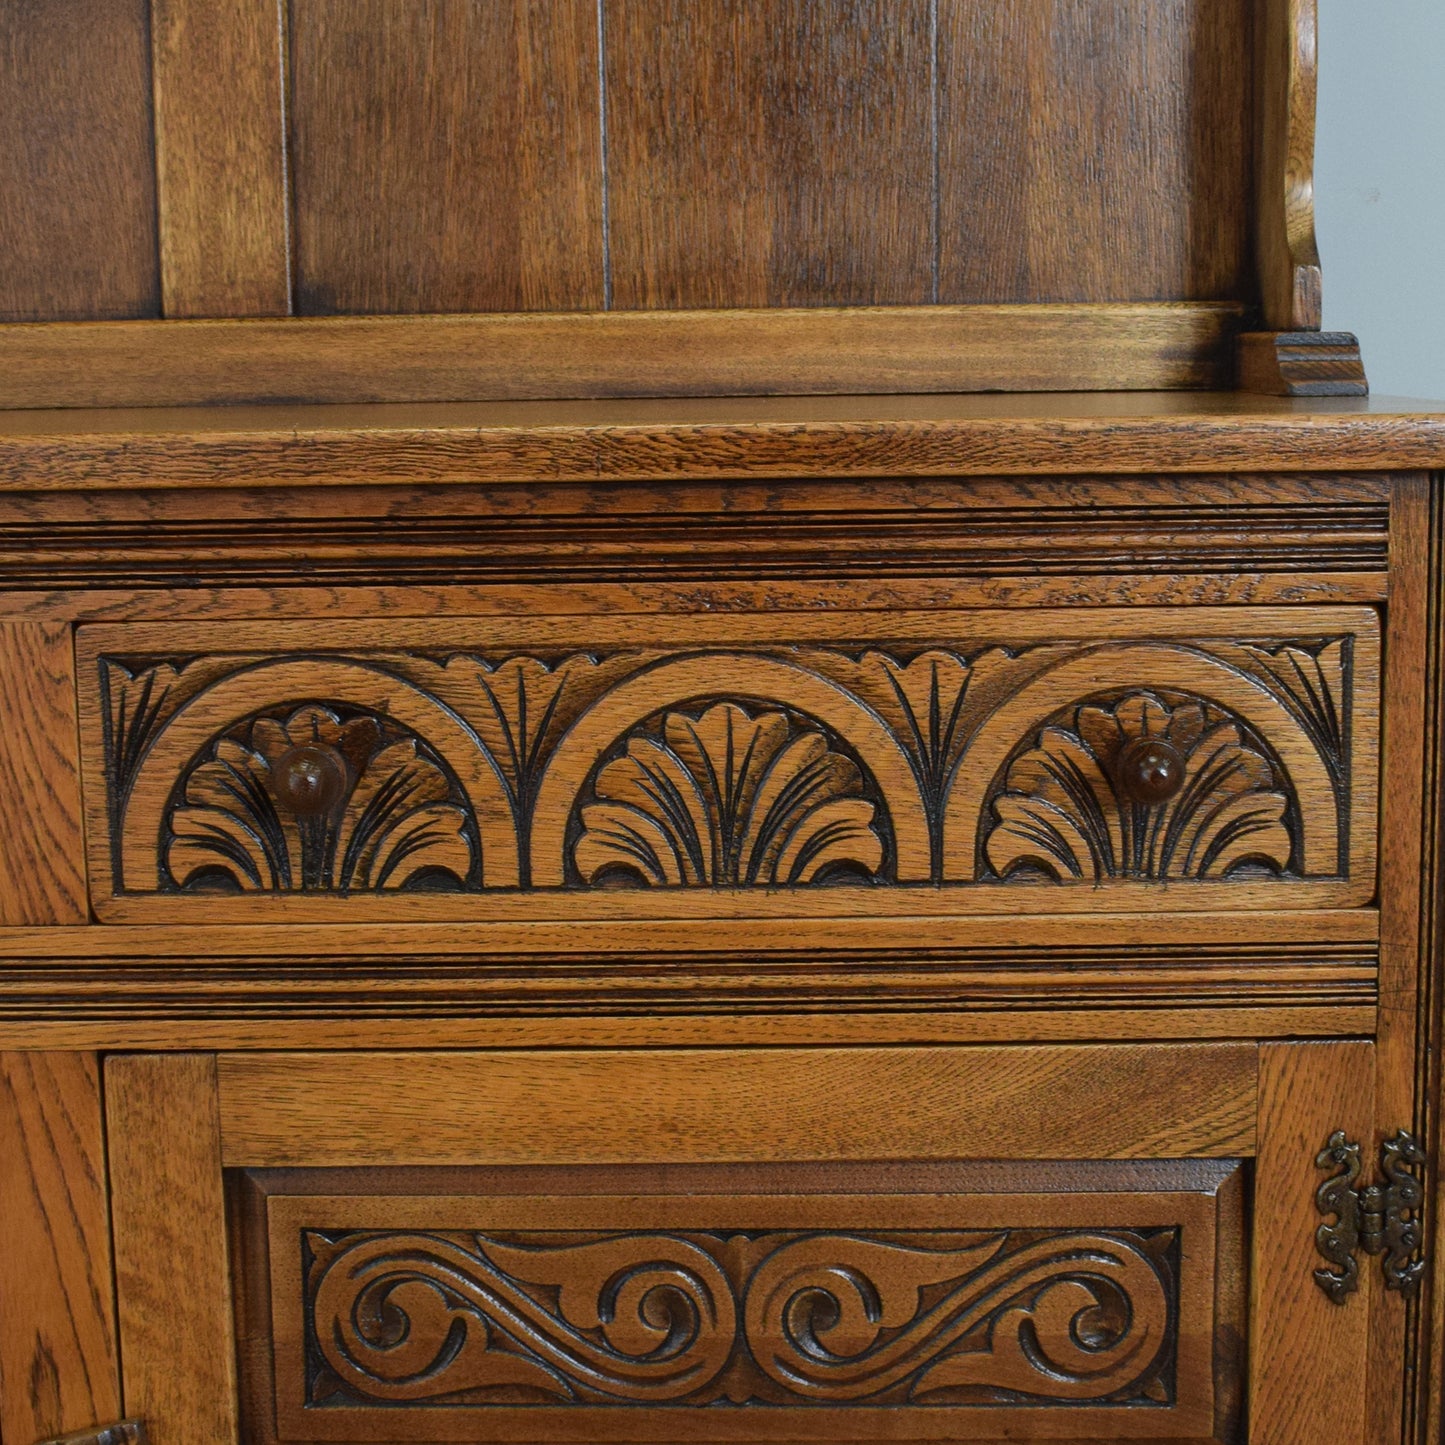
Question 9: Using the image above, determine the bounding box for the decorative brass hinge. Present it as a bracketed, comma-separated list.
[1314, 1129, 1427, 1304]
[37, 1422, 146, 1445]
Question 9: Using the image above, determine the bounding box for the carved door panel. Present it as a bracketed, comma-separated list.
[100, 1041, 1394, 1445]
[76, 607, 1379, 923]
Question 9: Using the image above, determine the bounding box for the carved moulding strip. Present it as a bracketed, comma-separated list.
[302, 1227, 1177, 1409]
[96, 632, 1359, 898]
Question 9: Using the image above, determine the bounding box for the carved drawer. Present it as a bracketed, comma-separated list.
[76, 606, 1380, 922]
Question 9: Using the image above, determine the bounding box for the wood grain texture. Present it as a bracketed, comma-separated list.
[937, 0, 1252, 304]
[105, 1053, 239, 1445]
[1238, 331, 1368, 397]
[0, 622, 88, 925]
[0, 914, 1378, 1052]
[216, 1043, 1259, 1167]
[1419, 471, 1445, 1445]
[1, 395, 1442, 487]
[0, 1053, 120, 1443]
[0, 305, 1242, 411]
[150, 0, 290, 317]
[74, 607, 1381, 921]
[0, 0, 159, 322]
[605, 0, 932, 309]
[1374, 472, 1432, 1443]
[249, 1176, 1233, 1441]
[34, 1424, 146, 1445]
[0, 471, 1392, 593]
[287, 0, 603, 316]
[1252, 1040, 1373, 1445]
[1256, 0, 1323, 330]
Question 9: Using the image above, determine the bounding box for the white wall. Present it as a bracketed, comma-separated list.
[1317, 1, 1445, 399]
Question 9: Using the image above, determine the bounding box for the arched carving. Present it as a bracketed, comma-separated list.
[529, 654, 932, 884]
[570, 701, 889, 887]
[117, 659, 516, 890]
[164, 703, 481, 893]
[943, 643, 1346, 880]
[983, 691, 1294, 883]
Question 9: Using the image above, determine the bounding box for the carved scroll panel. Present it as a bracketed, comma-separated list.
[242, 1162, 1243, 1442]
[78, 609, 1379, 916]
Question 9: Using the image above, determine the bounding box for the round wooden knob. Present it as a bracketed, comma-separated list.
[272, 743, 348, 816]
[1115, 737, 1186, 805]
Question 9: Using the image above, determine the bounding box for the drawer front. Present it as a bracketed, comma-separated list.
[77, 605, 1380, 921]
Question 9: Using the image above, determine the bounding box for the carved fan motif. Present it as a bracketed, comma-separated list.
[164, 704, 479, 892]
[571, 701, 887, 886]
[985, 692, 1294, 882]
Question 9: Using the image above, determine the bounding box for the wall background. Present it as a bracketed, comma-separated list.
[1317, 1, 1445, 398]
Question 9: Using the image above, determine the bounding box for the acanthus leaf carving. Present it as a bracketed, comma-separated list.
[571, 701, 888, 887]
[985, 691, 1295, 882]
[165, 704, 480, 893]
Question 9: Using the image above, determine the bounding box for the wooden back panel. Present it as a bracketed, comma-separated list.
[0, 0, 1342, 402]
[4, 0, 1254, 323]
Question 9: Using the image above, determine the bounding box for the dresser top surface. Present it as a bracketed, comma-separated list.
[3, 392, 1444, 489]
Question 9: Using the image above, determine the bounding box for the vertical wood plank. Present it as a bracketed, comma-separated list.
[605, 0, 935, 310]
[1255, 0, 1323, 330]
[1253, 1040, 1374, 1445]
[288, 0, 604, 316]
[0, 0, 159, 322]
[0, 622, 87, 926]
[151, 0, 291, 317]
[1380, 473, 1433, 1444]
[106, 1054, 238, 1444]
[0, 1054, 120, 1443]
[937, 0, 1252, 304]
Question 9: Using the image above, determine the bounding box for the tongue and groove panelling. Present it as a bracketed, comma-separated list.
[0, 0, 1256, 320]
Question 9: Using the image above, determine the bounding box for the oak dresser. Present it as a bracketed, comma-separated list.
[1, 3, 1444, 1444]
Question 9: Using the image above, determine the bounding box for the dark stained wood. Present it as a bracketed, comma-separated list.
[605, 0, 934, 309]
[1239, 331, 1369, 396]
[0, 0, 159, 322]
[288, 0, 605, 315]
[0, 394, 1443, 489]
[150, 0, 290, 317]
[104, 1053, 238, 1444]
[0, 623, 88, 925]
[0, 1053, 120, 1444]
[937, 0, 1253, 304]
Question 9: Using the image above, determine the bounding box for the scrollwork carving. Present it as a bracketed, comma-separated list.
[164, 704, 481, 893]
[984, 691, 1295, 882]
[302, 1227, 1178, 1409]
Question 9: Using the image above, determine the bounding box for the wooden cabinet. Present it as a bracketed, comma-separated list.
[1, 3, 1443, 1444]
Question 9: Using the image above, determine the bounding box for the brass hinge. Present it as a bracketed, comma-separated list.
[37, 1423, 146, 1445]
[1314, 1129, 1427, 1304]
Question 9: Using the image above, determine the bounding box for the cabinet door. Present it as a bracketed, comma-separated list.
[102, 1042, 1380, 1445]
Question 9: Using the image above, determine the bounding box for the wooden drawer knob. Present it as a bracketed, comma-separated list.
[1114, 738, 1186, 805]
[273, 743, 348, 816]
